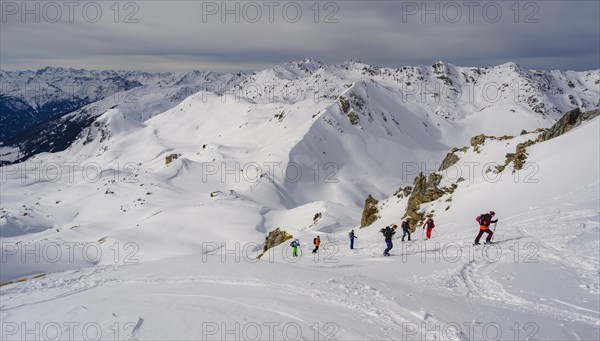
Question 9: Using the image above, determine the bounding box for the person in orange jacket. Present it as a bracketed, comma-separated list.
[312, 235, 321, 253]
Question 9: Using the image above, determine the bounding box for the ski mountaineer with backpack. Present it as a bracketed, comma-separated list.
[380, 225, 397, 256]
[401, 219, 411, 242]
[290, 239, 300, 257]
[312, 236, 321, 253]
[349, 229, 358, 249]
[474, 211, 498, 245]
[422, 218, 435, 239]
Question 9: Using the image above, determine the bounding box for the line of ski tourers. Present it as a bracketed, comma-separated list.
[288, 211, 498, 257]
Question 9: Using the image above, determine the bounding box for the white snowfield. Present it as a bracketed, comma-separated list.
[0, 61, 599, 340]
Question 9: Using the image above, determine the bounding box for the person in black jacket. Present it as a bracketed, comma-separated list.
[401, 219, 411, 242]
[381, 225, 397, 256]
[474, 211, 498, 244]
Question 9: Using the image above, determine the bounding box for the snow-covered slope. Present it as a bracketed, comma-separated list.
[1, 60, 599, 256]
[1, 115, 598, 340]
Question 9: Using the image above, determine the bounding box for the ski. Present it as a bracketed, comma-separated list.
[472, 240, 509, 246]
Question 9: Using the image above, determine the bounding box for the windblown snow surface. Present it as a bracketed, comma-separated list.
[1, 61, 599, 340]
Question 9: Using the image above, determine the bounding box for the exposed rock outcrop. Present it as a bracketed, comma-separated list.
[259, 227, 293, 258]
[495, 108, 599, 173]
[470, 134, 486, 153]
[539, 108, 600, 142]
[503, 139, 536, 171]
[337, 92, 369, 126]
[470, 134, 514, 153]
[360, 195, 379, 228]
[403, 173, 446, 232]
[438, 147, 467, 171]
[313, 212, 323, 223]
[394, 186, 413, 199]
[165, 153, 179, 164]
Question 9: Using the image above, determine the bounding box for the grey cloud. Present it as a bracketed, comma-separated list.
[1, 0, 598, 72]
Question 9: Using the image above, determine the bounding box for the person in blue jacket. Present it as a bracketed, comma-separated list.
[349, 229, 358, 249]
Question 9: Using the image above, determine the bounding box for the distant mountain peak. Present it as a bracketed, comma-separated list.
[297, 57, 323, 65]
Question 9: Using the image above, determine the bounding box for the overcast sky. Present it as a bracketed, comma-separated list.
[1, 0, 599, 72]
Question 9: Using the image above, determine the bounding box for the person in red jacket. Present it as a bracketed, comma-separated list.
[423, 218, 435, 239]
[474, 211, 498, 244]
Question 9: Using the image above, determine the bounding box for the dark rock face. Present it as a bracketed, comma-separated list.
[262, 227, 293, 253]
[165, 154, 179, 165]
[439, 147, 467, 171]
[439, 152, 460, 171]
[394, 186, 413, 199]
[360, 195, 379, 228]
[337, 92, 368, 126]
[470, 134, 486, 153]
[495, 108, 599, 174]
[338, 96, 350, 115]
[468, 133, 515, 154]
[493, 107, 599, 173]
[403, 173, 446, 232]
[539, 108, 600, 142]
[313, 212, 322, 223]
[402, 171, 459, 232]
[502, 139, 536, 172]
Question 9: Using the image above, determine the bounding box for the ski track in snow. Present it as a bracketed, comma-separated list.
[2, 224, 599, 339]
[0, 254, 461, 340]
[449, 251, 599, 327]
[515, 202, 600, 296]
[428, 213, 599, 328]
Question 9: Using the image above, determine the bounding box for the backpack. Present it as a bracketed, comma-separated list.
[385, 228, 395, 239]
[476, 214, 486, 224]
[313, 237, 317, 245]
[428, 220, 435, 228]
[290, 241, 295, 247]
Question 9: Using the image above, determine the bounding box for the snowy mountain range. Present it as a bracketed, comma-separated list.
[1, 60, 598, 164]
[0, 67, 245, 163]
[0, 67, 166, 140]
[0, 60, 599, 340]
